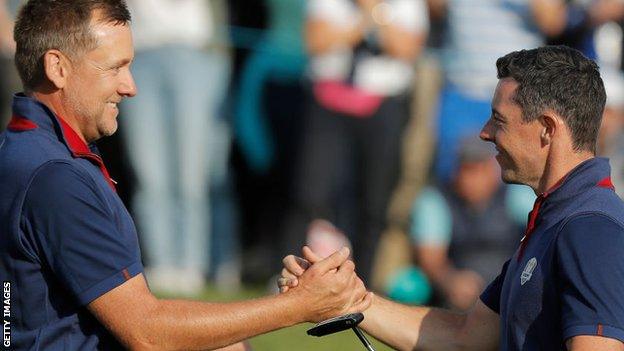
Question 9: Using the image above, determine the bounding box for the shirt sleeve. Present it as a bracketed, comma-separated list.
[479, 259, 510, 314]
[389, 0, 429, 33]
[21, 161, 143, 306]
[409, 186, 452, 246]
[307, 0, 352, 23]
[556, 213, 624, 343]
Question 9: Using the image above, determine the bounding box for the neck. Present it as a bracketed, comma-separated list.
[534, 150, 594, 194]
[30, 90, 87, 144]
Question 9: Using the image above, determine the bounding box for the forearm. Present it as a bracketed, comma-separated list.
[136, 293, 303, 350]
[0, 0, 14, 48]
[530, 0, 566, 37]
[416, 246, 454, 291]
[426, 0, 447, 20]
[361, 295, 466, 351]
[305, 19, 365, 55]
[377, 25, 425, 61]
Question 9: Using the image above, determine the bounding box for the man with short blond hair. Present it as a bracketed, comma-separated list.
[0, 1, 371, 349]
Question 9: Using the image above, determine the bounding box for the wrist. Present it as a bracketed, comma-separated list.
[276, 288, 312, 325]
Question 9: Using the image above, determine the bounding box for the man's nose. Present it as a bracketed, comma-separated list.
[119, 69, 137, 98]
[479, 122, 493, 142]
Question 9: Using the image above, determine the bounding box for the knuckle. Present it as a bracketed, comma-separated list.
[282, 255, 294, 265]
[343, 260, 355, 271]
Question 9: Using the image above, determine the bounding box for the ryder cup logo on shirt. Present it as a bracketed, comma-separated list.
[521, 258, 538, 285]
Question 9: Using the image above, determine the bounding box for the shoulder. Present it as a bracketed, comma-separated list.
[24, 160, 106, 213]
[29, 160, 96, 189]
[412, 186, 449, 216]
[556, 213, 624, 258]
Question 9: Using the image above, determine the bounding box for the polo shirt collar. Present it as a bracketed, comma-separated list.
[543, 157, 612, 204]
[533, 157, 613, 234]
[9, 93, 117, 191]
[517, 157, 612, 260]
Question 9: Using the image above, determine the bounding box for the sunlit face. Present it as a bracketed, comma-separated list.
[479, 78, 544, 187]
[63, 15, 136, 142]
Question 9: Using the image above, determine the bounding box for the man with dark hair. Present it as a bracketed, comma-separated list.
[0, 1, 371, 350]
[281, 45, 624, 350]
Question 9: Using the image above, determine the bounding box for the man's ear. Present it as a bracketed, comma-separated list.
[42, 49, 70, 89]
[539, 112, 559, 147]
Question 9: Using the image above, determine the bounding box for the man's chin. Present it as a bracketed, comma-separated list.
[102, 125, 118, 137]
[97, 121, 118, 139]
[500, 170, 518, 184]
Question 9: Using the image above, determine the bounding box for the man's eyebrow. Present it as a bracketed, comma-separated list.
[108, 58, 132, 68]
[491, 108, 505, 119]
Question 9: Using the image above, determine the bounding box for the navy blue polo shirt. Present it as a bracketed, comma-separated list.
[480, 157, 624, 350]
[0, 94, 143, 350]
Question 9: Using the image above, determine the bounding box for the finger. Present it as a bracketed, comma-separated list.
[277, 277, 288, 288]
[277, 275, 299, 289]
[282, 255, 306, 276]
[302, 246, 323, 263]
[281, 267, 299, 281]
[335, 259, 356, 279]
[295, 256, 312, 270]
[312, 246, 349, 274]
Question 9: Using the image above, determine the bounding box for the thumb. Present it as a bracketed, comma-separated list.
[312, 246, 350, 273]
[302, 246, 323, 263]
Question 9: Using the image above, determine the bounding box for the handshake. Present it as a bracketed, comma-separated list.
[277, 246, 373, 323]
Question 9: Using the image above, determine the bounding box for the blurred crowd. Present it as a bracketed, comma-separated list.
[2, 0, 624, 310]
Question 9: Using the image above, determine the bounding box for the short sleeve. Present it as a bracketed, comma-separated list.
[409, 187, 452, 246]
[22, 161, 143, 306]
[479, 259, 510, 314]
[388, 0, 429, 33]
[307, 0, 353, 24]
[557, 214, 624, 343]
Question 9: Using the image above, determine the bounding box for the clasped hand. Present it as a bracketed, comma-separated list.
[278, 246, 373, 322]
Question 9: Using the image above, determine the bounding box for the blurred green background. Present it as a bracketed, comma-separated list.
[158, 285, 394, 351]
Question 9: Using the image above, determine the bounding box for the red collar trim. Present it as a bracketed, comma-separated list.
[56, 116, 117, 192]
[597, 177, 615, 190]
[7, 115, 38, 131]
[518, 167, 613, 262]
[518, 172, 570, 261]
[56, 116, 90, 154]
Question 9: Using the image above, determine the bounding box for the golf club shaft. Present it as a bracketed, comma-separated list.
[352, 327, 375, 351]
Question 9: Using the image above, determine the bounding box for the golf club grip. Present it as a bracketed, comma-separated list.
[307, 313, 365, 336]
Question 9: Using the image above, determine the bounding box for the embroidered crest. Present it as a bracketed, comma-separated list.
[521, 257, 537, 285]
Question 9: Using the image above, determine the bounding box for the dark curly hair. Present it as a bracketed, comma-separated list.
[496, 45, 606, 153]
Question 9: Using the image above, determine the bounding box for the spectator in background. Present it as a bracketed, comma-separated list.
[597, 67, 624, 198]
[120, 0, 232, 295]
[431, 0, 567, 182]
[0, 0, 21, 129]
[548, 0, 624, 59]
[281, 0, 429, 284]
[410, 137, 534, 310]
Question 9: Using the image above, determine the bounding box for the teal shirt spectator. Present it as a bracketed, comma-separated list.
[411, 184, 535, 245]
[410, 184, 535, 282]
